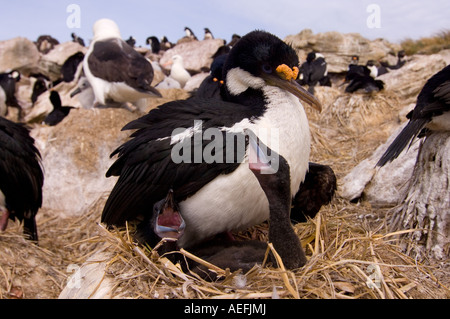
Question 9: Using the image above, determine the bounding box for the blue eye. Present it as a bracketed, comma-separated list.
[262, 64, 272, 73]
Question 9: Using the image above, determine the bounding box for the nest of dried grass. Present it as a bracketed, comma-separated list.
[1, 85, 449, 299]
[62, 196, 448, 299]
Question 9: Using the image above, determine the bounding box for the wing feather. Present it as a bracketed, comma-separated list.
[88, 38, 156, 93]
[101, 98, 256, 226]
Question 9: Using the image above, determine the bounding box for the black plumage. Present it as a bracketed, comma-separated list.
[345, 77, 384, 93]
[298, 52, 331, 95]
[0, 116, 43, 241]
[102, 97, 255, 229]
[160, 36, 174, 50]
[87, 38, 160, 97]
[378, 51, 407, 76]
[61, 52, 85, 82]
[195, 54, 227, 99]
[0, 70, 21, 109]
[380, 50, 406, 71]
[146, 36, 161, 54]
[125, 36, 136, 47]
[184, 27, 197, 40]
[227, 34, 241, 48]
[154, 136, 306, 279]
[0, 70, 22, 119]
[44, 91, 75, 126]
[291, 162, 337, 223]
[212, 45, 231, 59]
[101, 30, 321, 248]
[345, 57, 375, 81]
[31, 74, 51, 105]
[71, 32, 85, 46]
[377, 64, 450, 167]
[204, 28, 214, 40]
[345, 61, 384, 93]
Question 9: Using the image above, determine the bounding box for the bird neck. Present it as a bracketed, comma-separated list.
[266, 179, 292, 238]
[263, 174, 307, 268]
[221, 85, 267, 112]
[50, 97, 62, 110]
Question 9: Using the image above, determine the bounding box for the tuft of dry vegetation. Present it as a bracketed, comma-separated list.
[52, 198, 449, 299]
[401, 30, 450, 55]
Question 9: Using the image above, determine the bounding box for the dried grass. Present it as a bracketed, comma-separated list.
[59, 198, 448, 299]
[401, 29, 450, 55]
[1, 84, 449, 299]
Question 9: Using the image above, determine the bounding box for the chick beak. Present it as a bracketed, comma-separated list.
[154, 190, 186, 240]
[70, 87, 82, 98]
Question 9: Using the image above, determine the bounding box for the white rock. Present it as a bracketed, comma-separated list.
[0, 37, 41, 74]
[37, 41, 87, 81]
[160, 39, 225, 74]
[285, 29, 401, 73]
[378, 53, 447, 102]
[340, 122, 420, 206]
[30, 107, 137, 217]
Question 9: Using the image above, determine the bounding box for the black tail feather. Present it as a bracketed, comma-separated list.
[23, 216, 38, 242]
[377, 119, 429, 167]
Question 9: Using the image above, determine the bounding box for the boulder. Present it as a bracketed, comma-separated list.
[339, 122, 420, 206]
[338, 53, 449, 207]
[24, 81, 85, 123]
[285, 29, 401, 73]
[378, 53, 447, 103]
[37, 41, 87, 82]
[159, 39, 225, 74]
[14, 75, 35, 110]
[30, 107, 138, 217]
[149, 61, 169, 87]
[0, 37, 41, 75]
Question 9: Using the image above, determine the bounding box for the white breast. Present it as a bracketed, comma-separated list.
[177, 87, 311, 247]
[83, 45, 109, 105]
[170, 63, 191, 88]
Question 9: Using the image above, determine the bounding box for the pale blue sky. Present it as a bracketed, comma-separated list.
[1, 1, 449, 46]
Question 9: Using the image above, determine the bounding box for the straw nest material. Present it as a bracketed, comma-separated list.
[56, 196, 448, 299]
[1, 85, 449, 299]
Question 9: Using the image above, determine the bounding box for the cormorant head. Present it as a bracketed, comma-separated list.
[222, 30, 321, 111]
